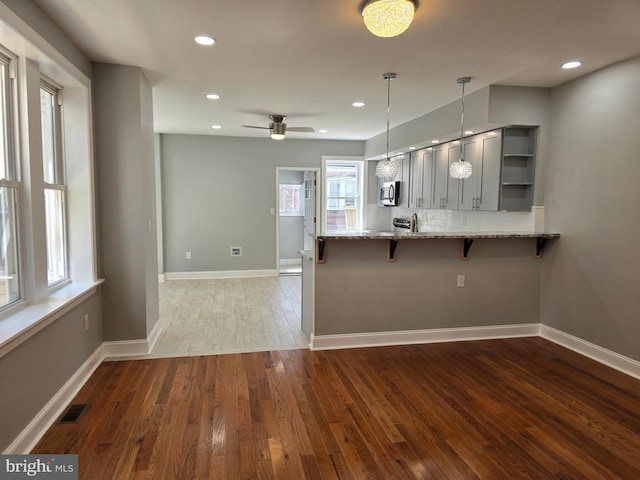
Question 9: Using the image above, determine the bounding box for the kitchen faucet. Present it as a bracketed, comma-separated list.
[410, 213, 418, 233]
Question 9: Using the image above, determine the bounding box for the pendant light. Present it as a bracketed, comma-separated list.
[360, 0, 418, 38]
[449, 77, 473, 179]
[375, 73, 399, 180]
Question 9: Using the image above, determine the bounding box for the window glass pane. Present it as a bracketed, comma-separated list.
[40, 87, 57, 184]
[0, 62, 8, 181]
[44, 188, 66, 285]
[0, 186, 20, 306]
[325, 161, 362, 232]
[279, 184, 303, 216]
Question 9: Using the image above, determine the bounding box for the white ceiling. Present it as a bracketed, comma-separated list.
[33, 0, 640, 141]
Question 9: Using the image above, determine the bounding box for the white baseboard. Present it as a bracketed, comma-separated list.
[540, 325, 640, 380]
[146, 318, 163, 353]
[102, 338, 152, 359]
[310, 323, 541, 350]
[164, 269, 278, 280]
[4, 345, 105, 454]
[279, 258, 302, 266]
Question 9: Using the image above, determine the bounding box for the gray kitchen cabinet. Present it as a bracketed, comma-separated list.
[399, 153, 410, 207]
[500, 127, 536, 211]
[432, 142, 460, 209]
[458, 131, 502, 211]
[408, 148, 434, 209]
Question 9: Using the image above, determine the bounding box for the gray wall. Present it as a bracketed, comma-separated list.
[160, 134, 363, 273]
[0, 294, 102, 450]
[93, 63, 159, 340]
[0, 0, 104, 452]
[315, 238, 540, 335]
[541, 56, 640, 362]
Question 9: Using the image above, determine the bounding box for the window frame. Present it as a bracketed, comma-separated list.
[321, 157, 365, 232]
[40, 77, 69, 288]
[0, 48, 22, 310]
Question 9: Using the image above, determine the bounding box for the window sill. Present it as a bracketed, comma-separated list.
[0, 280, 104, 359]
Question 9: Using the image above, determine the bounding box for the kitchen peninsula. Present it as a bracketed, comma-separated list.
[303, 229, 559, 350]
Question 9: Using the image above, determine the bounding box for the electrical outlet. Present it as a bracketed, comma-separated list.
[457, 275, 465, 288]
[186, 251, 191, 259]
[84, 314, 89, 331]
[230, 247, 242, 257]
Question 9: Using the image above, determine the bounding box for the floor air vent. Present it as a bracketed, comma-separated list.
[57, 403, 90, 424]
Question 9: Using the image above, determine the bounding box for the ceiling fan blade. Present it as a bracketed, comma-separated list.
[241, 125, 270, 130]
[287, 127, 315, 133]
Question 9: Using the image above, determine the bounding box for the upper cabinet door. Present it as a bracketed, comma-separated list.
[458, 131, 502, 211]
[432, 143, 460, 209]
[408, 150, 424, 209]
[477, 131, 501, 211]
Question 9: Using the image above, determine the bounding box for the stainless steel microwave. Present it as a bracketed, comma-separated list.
[379, 181, 400, 207]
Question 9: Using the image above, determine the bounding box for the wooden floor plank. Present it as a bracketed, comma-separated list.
[32, 338, 640, 479]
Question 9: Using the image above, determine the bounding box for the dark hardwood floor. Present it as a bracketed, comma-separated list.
[32, 337, 640, 479]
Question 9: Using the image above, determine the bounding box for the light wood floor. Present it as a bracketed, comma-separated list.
[151, 276, 308, 358]
[33, 337, 640, 479]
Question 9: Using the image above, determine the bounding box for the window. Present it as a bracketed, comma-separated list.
[324, 160, 363, 231]
[279, 183, 304, 216]
[40, 81, 67, 286]
[0, 53, 20, 308]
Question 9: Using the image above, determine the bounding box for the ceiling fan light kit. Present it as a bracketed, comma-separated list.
[360, 0, 418, 38]
[242, 114, 314, 140]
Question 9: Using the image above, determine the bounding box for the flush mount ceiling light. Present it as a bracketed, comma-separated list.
[449, 77, 473, 180]
[352, 101, 366, 107]
[194, 35, 215, 46]
[206, 93, 220, 100]
[562, 61, 582, 69]
[375, 73, 400, 180]
[360, 0, 418, 38]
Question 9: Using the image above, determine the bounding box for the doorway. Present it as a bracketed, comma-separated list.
[276, 167, 319, 275]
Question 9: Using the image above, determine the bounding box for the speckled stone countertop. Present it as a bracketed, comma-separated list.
[314, 230, 560, 241]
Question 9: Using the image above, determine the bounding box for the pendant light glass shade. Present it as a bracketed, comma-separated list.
[361, 0, 417, 38]
[449, 158, 473, 179]
[375, 73, 399, 181]
[449, 77, 473, 179]
[375, 158, 399, 179]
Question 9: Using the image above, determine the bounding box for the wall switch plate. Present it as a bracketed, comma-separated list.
[186, 251, 191, 259]
[230, 247, 242, 256]
[269, 208, 275, 216]
[84, 314, 89, 331]
[457, 275, 465, 288]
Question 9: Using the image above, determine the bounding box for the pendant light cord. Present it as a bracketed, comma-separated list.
[457, 77, 471, 162]
[459, 80, 466, 161]
[386, 75, 391, 161]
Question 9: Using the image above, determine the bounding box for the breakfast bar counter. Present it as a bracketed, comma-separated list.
[314, 230, 560, 262]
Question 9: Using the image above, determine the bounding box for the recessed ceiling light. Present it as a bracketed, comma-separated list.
[562, 61, 582, 69]
[206, 93, 220, 100]
[431, 140, 439, 144]
[352, 101, 365, 107]
[211, 124, 221, 129]
[195, 35, 215, 46]
[464, 130, 474, 135]
[409, 146, 416, 150]
[319, 129, 328, 133]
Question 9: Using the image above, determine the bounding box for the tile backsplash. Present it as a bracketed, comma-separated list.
[370, 206, 546, 233]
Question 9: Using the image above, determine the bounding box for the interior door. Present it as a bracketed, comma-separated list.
[303, 171, 316, 251]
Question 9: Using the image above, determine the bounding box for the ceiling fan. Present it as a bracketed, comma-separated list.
[242, 114, 314, 140]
